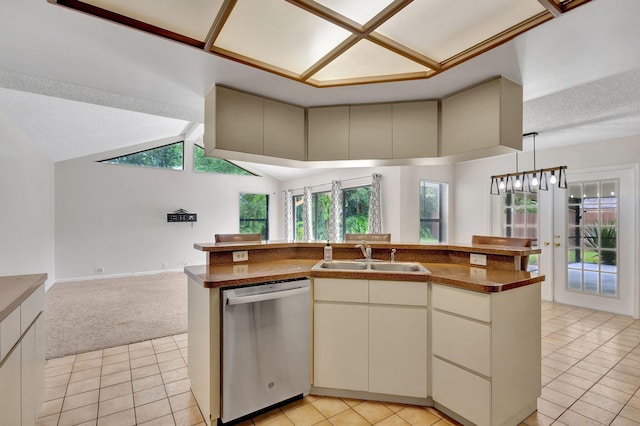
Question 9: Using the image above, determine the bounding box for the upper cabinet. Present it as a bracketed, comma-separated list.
[392, 101, 438, 159]
[308, 106, 349, 161]
[215, 86, 264, 155]
[440, 77, 523, 156]
[349, 104, 393, 160]
[213, 86, 305, 160]
[263, 99, 305, 161]
[205, 77, 522, 165]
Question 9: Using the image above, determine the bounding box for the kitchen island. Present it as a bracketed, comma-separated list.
[185, 241, 543, 426]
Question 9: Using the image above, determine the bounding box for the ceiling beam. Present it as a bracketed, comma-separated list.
[204, 0, 237, 52]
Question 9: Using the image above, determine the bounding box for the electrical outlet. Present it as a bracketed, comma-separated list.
[181, 260, 189, 267]
[232, 251, 249, 262]
[95, 267, 104, 273]
[470, 253, 487, 266]
[162, 262, 169, 269]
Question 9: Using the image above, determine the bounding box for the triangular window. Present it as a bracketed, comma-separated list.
[100, 141, 184, 170]
[193, 144, 256, 176]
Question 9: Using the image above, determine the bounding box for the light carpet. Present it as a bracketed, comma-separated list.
[45, 272, 187, 359]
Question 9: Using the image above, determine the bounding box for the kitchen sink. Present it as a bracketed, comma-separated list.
[370, 262, 423, 272]
[316, 261, 368, 270]
[312, 260, 429, 274]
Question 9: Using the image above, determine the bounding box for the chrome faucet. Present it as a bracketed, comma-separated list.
[355, 241, 372, 261]
[390, 248, 396, 263]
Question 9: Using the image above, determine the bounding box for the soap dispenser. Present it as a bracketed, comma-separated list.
[324, 241, 333, 262]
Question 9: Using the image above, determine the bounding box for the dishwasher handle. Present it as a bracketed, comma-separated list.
[226, 286, 309, 306]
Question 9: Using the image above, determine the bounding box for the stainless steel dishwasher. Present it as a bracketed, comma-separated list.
[220, 278, 310, 424]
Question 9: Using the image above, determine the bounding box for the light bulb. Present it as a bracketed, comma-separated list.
[549, 173, 557, 185]
[531, 175, 539, 187]
[499, 179, 506, 190]
[514, 179, 522, 189]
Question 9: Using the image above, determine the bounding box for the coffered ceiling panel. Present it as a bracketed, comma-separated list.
[376, 0, 547, 62]
[310, 39, 432, 85]
[52, 0, 590, 87]
[82, 0, 224, 42]
[213, 0, 351, 75]
[313, 0, 396, 25]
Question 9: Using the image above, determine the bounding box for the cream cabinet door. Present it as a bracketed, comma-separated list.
[0, 344, 22, 426]
[216, 86, 264, 155]
[263, 99, 305, 160]
[21, 323, 36, 426]
[369, 306, 427, 398]
[349, 104, 392, 160]
[313, 303, 368, 392]
[307, 106, 350, 161]
[392, 101, 438, 159]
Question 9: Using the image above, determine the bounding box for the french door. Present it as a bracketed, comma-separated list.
[551, 168, 636, 317]
[496, 166, 637, 317]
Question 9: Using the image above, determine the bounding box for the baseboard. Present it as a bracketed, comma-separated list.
[52, 268, 185, 286]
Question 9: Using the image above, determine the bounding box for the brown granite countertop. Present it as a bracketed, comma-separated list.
[184, 260, 543, 293]
[194, 240, 540, 256]
[0, 273, 47, 323]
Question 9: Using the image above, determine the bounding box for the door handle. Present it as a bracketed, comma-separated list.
[544, 241, 550, 246]
[554, 243, 561, 247]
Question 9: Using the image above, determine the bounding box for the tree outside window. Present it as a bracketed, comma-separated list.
[313, 192, 331, 241]
[293, 194, 304, 241]
[239, 193, 269, 240]
[193, 145, 255, 175]
[100, 141, 184, 170]
[343, 186, 371, 238]
[420, 181, 445, 242]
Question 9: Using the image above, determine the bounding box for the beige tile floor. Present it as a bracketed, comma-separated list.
[38, 301, 640, 426]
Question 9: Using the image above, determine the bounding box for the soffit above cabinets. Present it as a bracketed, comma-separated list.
[51, 0, 590, 88]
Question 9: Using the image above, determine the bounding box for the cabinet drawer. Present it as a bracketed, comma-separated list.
[432, 310, 491, 376]
[369, 280, 427, 306]
[432, 284, 491, 322]
[314, 278, 368, 303]
[432, 357, 490, 426]
[21, 284, 45, 334]
[1, 308, 21, 361]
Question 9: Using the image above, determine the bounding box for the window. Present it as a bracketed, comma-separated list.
[293, 194, 304, 241]
[313, 192, 331, 241]
[100, 141, 184, 170]
[420, 181, 446, 242]
[239, 193, 269, 240]
[343, 186, 371, 237]
[193, 145, 256, 175]
[501, 192, 538, 271]
[567, 180, 618, 296]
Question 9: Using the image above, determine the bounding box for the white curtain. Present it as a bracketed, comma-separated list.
[284, 189, 293, 241]
[303, 186, 313, 241]
[368, 173, 382, 233]
[329, 180, 342, 242]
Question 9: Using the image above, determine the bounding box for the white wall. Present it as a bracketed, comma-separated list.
[0, 111, 55, 289]
[453, 135, 640, 243]
[55, 139, 282, 280]
[281, 164, 454, 243]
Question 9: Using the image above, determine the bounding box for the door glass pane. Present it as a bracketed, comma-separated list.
[565, 180, 618, 297]
[501, 192, 538, 271]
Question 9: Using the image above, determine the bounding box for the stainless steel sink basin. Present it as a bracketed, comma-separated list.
[370, 262, 423, 272]
[316, 261, 368, 270]
[312, 260, 429, 274]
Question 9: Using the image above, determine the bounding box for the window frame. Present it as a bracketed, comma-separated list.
[99, 141, 184, 170]
[193, 144, 257, 175]
[419, 180, 446, 243]
[239, 192, 269, 240]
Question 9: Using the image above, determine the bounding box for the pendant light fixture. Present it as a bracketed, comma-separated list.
[490, 132, 567, 195]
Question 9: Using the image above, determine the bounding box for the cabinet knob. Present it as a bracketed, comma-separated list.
[555, 242, 561, 247]
[543, 241, 550, 246]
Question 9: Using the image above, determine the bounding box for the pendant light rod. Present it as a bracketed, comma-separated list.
[491, 165, 567, 180]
